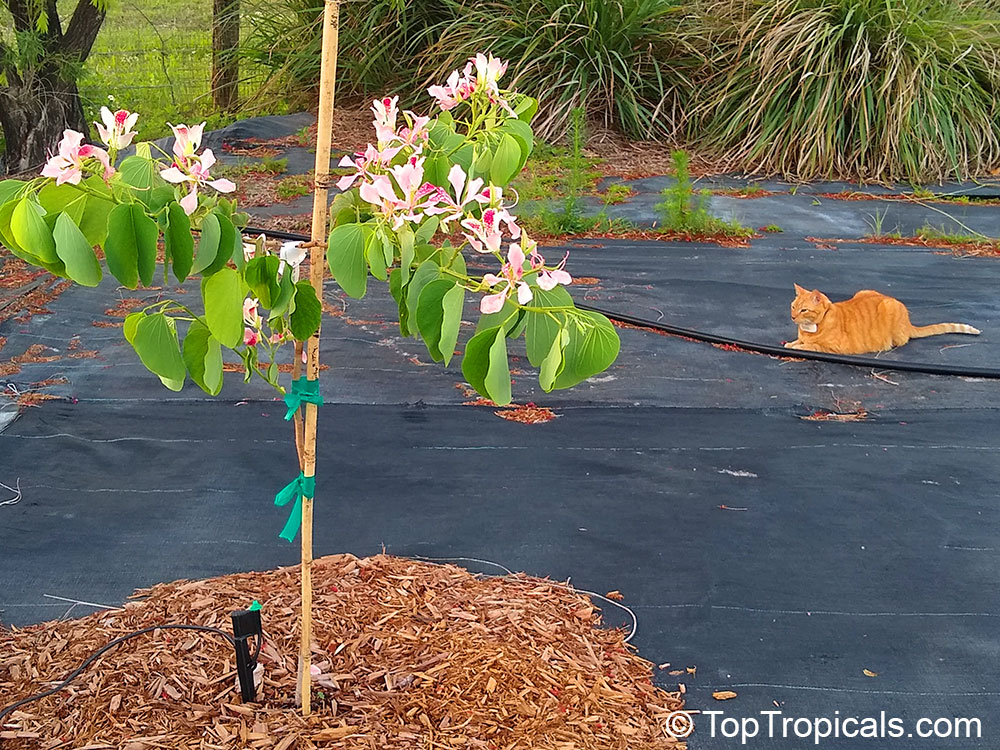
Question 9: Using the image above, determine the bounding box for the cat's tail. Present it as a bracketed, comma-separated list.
[910, 323, 981, 338]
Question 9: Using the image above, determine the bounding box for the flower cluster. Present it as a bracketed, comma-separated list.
[428, 53, 516, 116]
[160, 123, 236, 215]
[41, 107, 137, 185]
[40, 110, 235, 217]
[343, 57, 572, 315]
[41, 131, 114, 186]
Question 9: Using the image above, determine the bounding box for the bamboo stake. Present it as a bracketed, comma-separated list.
[296, 0, 340, 718]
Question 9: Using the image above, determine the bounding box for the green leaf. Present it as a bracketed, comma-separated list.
[192, 213, 220, 274]
[440, 283, 464, 366]
[539, 329, 568, 392]
[76, 192, 114, 247]
[52, 213, 102, 286]
[366, 229, 390, 281]
[11, 198, 57, 264]
[524, 286, 574, 366]
[131, 312, 186, 386]
[462, 326, 499, 400]
[290, 281, 322, 341]
[553, 311, 621, 389]
[414, 216, 440, 246]
[123, 311, 143, 344]
[201, 267, 243, 348]
[416, 279, 454, 361]
[0, 180, 27, 205]
[118, 156, 160, 203]
[388, 269, 410, 337]
[37, 183, 82, 217]
[182, 321, 223, 395]
[423, 155, 452, 187]
[405, 259, 442, 322]
[500, 118, 534, 164]
[512, 94, 539, 123]
[104, 203, 158, 288]
[268, 270, 296, 320]
[477, 300, 521, 336]
[490, 133, 524, 186]
[203, 212, 238, 276]
[327, 222, 370, 298]
[461, 326, 512, 405]
[329, 190, 361, 227]
[485, 327, 512, 405]
[398, 226, 415, 284]
[164, 203, 194, 282]
[245, 255, 282, 308]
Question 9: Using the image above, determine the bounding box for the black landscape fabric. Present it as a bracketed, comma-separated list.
[2, 161, 999, 749]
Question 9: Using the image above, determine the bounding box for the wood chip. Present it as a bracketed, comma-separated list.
[712, 690, 738, 701]
[0, 554, 687, 749]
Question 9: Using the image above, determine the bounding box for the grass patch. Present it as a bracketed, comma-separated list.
[275, 174, 313, 200]
[511, 141, 604, 202]
[216, 157, 289, 181]
[601, 183, 635, 205]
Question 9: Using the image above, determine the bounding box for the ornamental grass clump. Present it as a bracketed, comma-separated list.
[417, 0, 692, 141]
[688, 0, 1000, 181]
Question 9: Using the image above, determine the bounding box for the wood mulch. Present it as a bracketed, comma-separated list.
[1, 554, 685, 750]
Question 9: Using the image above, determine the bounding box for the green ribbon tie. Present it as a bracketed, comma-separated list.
[274, 472, 316, 542]
[283, 378, 324, 420]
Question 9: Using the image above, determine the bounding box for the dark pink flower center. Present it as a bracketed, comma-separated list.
[115, 110, 129, 126]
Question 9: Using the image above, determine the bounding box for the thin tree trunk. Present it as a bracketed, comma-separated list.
[212, 0, 240, 111]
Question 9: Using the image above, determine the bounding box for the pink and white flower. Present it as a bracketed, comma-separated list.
[371, 96, 398, 145]
[168, 122, 206, 159]
[243, 327, 260, 347]
[41, 129, 113, 185]
[336, 143, 402, 191]
[480, 243, 532, 313]
[461, 205, 521, 254]
[243, 297, 261, 326]
[358, 156, 439, 230]
[95, 107, 139, 151]
[428, 68, 476, 111]
[279, 240, 307, 282]
[160, 147, 236, 215]
[424, 165, 485, 228]
[471, 53, 507, 94]
[396, 111, 431, 147]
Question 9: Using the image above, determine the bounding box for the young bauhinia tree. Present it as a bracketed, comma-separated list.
[0, 47, 620, 714]
[0, 0, 106, 173]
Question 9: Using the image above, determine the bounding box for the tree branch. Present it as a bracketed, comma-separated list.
[63, 0, 105, 62]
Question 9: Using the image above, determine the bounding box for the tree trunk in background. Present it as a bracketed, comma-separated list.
[0, 75, 89, 174]
[0, 0, 105, 175]
[212, 0, 240, 111]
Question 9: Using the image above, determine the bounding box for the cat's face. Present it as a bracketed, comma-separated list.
[791, 284, 829, 333]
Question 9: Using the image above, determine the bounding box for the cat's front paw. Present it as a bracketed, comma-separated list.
[784, 340, 804, 349]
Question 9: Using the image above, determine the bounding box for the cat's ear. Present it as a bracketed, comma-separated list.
[811, 291, 824, 304]
[793, 283, 807, 295]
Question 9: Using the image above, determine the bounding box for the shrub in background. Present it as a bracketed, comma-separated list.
[418, 0, 692, 141]
[240, 0, 451, 107]
[688, 0, 1000, 181]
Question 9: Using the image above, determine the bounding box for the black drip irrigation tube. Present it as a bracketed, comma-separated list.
[245, 225, 1000, 380]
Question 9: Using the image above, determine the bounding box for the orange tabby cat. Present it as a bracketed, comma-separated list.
[785, 284, 980, 355]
